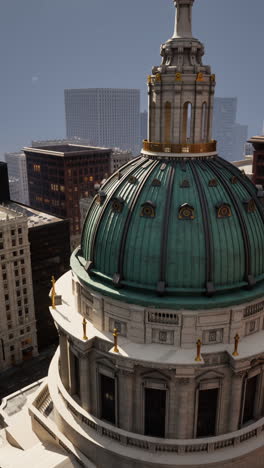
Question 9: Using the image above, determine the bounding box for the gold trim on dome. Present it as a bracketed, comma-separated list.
[142, 140, 217, 154]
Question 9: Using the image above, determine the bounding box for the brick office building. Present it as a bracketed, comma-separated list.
[24, 144, 111, 247]
[249, 135, 264, 185]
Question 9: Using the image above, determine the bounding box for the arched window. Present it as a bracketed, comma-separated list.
[216, 203, 232, 219]
[182, 102, 192, 143]
[164, 101, 171, 144]
[111, 197, 124, 213]
[141, 201, 156, 218]
[178, 203, 195, 220]
[201, 102, 207, 142]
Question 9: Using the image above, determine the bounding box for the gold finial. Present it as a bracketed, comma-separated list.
[51, 276, 56, 309]
[196, 72, 204, 82]
[210, 74, 216, 83]
[113, 328, 119, 353]
[175, 72, 182, 82]
[82, 317, 88, 341]
[155, 73, 162, 83]
[195, 339, 202, 362]
[147, 75, 152, 84]
[232, 334, 240, 357]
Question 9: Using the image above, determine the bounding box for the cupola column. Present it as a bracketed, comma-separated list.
[173, 0, 195, 39]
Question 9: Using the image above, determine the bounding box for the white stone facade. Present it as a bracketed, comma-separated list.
[0, 205, 38, 370]
[24, 270, 264, 467]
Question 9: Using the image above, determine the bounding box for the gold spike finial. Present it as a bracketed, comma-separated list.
[195, 339, 202, 362]
[51, 276, 56, 309]
[113, 328, 119, 353]
[82, 317, 88, 341]
[232, 334, 240, 357]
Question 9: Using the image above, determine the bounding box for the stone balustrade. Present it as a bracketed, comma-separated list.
[45, 349, 264, 457]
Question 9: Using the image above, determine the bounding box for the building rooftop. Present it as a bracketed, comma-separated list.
[2, 202, 64, 229]
[0, 205, 24, 222]
[24, 144, 111, 157]
[248, 135, 264, 144]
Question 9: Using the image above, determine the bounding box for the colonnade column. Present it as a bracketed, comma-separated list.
[79, 355, 90, 412]
[118, 370, 134, 431]
[229, 372, 244, 432]
[68, 343, 76, 395]
[59, 331, 69, 390]
[175, 378, 193, 439]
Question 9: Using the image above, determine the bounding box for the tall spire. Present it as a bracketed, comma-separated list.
[173, 0, 195, 39]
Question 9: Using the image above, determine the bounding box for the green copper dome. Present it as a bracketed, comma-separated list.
[71, 155, 264, 309]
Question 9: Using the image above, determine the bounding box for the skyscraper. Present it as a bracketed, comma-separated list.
[213, 98, 248, 162]
[140, 110, 148, 143]
[5, 152, 29, 205]
[64, 88, 140, 155]
[24, 143, 111, 248]
[0, 205, 38, 370]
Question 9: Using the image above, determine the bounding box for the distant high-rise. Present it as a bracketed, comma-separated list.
[140, 110, 148, 144]
[64, 88, 140, 155]
[24, 143, 111, 248]
[5, 152, 29, 205]
[213, 97, 248, 162]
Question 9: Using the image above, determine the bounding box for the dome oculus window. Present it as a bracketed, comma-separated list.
[128, 175, 137, 185]
[178, 203, 195, 220]
[180, 179, 190, 188]
[96, 191, 107, 206]
[111, 197, 124, 213]
[208, 179, 218, 187]
[231, 176, 238, 184]
[216, 203, 232, 218]
[243, 199, 256, 213]
[151, 178, 161, 187]
[141, 201, 156, 218]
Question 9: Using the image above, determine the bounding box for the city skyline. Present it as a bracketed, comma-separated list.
[0, 0, 263, 157]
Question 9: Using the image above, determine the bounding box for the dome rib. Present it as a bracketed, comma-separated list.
[217, 156, 264, 223]
[206, 160, 253, 287]
[88, 156, 144, 264]
[158, 163, 176, 294]
[115, 160, 159, 286]
[190, 160, 214, 295]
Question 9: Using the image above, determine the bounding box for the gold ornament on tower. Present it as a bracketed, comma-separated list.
[232, 334, 240, 356]
[195, 339, 202, 362]
[82, 317, 88, 341]
[113, 328, 119, 353]
[175, 72, 182, 81]
[51, 276, 56, 309]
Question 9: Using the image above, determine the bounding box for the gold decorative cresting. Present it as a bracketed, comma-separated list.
[82, 317, 88, 341]
[113, 328, 119, 353]
[195, 339, 202, 362]
[51, 276, 56, 309]
[232, 334, 240, 357]
[142, 140, 217, 154]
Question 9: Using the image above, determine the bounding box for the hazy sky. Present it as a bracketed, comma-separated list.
[0, 0, 263, 157]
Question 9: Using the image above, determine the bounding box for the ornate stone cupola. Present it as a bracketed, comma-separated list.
[144, 0, 216, 156]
